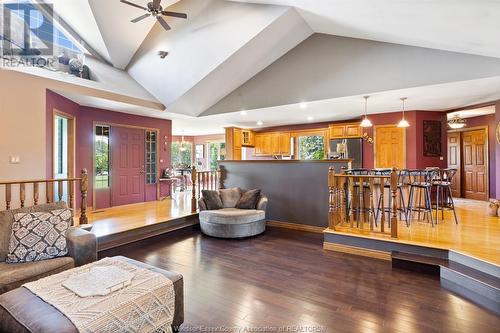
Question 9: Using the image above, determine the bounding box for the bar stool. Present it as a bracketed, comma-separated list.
[433, 168, 459, 224]
[406, 169, 437, 226]
[374, 169, 409, 226]
[344, 169, 372, 226]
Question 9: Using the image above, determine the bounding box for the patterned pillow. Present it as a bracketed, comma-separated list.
[6, 209, 72, 263]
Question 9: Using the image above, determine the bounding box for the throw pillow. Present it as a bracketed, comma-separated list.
[236, 189, 261, 209]
[202, 190, 223, 210]
[219, 187, 242, 208]
[6, 209, 72, 263]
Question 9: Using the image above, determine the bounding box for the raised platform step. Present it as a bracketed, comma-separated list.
[391, 251, 500, 315]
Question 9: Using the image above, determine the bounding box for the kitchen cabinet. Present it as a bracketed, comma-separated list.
[329, 123, 362, 139]
[254, 131, 290, 156]
[241, 129, 254, 146]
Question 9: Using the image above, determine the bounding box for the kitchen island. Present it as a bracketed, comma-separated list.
[219, 159, 352, 228]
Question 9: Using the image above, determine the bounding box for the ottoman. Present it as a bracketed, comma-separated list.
[0, 256, 184, 333]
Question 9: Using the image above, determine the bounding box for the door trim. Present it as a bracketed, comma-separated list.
[52, 109, 76, 179]
[448, 126, 489, 200]
[373, 124, 406, 169]
[91, 121, 161, 210]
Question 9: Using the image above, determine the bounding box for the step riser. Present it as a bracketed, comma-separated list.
[449, 251, 500, 277]
[392, 258, 440, 276]
[441, 277, 500, 315]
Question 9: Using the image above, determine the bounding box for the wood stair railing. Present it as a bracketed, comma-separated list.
[0, 169, 89, 226]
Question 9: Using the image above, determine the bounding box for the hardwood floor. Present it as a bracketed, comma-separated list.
[328, 198, 500, 264]
[76, 192, 194, 238]
[100, 227, 500, 333]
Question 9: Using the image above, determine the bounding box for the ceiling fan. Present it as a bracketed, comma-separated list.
[120, 0, 187, 31]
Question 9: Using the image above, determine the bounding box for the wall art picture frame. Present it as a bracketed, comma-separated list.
[423, 120, 442, 157]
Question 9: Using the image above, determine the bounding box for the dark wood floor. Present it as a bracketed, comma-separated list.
[100, 227, 500, 333]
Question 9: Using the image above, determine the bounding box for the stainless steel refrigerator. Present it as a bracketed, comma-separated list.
[329, 138, 363, 169]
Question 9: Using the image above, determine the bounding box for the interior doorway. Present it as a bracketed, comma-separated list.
[53, 111, 75, 201]
[374, 125, 406, 169]
[447, 127, 489, 201]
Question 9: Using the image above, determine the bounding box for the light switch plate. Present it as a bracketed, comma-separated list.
[9, 156, 20, 164]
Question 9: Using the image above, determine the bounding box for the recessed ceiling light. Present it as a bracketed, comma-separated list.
[307, 116, 314, 122]
[300, 102, 308, 109]
[257, 120, 263, 126]
[240, 110, 248, 116]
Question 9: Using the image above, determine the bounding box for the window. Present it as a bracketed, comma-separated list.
[145, 130, 157, 184]
[207, 142, 226, 171]
[95, 125, 110, 188]
[171, 142, 192, 169]
[298, 135, 325, 160]
[54, 116, 67, 176]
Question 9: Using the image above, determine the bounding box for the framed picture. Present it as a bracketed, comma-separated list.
[195, 144, 204, 159]
[423, 120, 442, 157]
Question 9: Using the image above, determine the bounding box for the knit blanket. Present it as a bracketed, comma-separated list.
[23, 257, 175, 333]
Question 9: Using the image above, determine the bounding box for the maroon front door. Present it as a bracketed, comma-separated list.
[111, 126, 145, 206]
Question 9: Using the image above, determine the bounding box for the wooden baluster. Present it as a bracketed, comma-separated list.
[191, 166, 197, 213]
[46, 182, 50, 203]
[197, 173, 201, 199]
[5, 184, 11, 210]
[79, 169, 88, 227]
[33, 182, 39, 205]
[349, 177, 356, 228]
[57, 180, 63, 202]
[328, 167, 336, 230]
[369, 178, 375, 231]
[380, 177, 385, 233]
[390, 169, 398, 239]
[69, 180, 75, 210]
[202, 172, 206, 192]
[20, 183, 26, 208]
[217, 168, 221, 190]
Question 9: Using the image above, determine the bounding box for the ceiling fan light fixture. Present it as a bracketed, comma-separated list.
[448, 115, 467, 129]
[158, 51, 169, 59]
[359, 96, 373, 128]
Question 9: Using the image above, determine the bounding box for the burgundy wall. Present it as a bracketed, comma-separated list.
[462, 114, 497, 198]
[496, 102, 500, 199]
[46, 90, 172, 208]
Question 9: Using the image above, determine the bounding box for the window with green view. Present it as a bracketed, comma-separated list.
[298, 135, 325, 160]
[95, 125, 110, 188]
[171, 142, 192, 169]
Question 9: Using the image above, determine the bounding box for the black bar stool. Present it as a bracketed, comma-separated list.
[433, 168, 459, 224]
[406, 169, 437, 226]
[344, 168, 372, 225]
[373, 169, 408, 226]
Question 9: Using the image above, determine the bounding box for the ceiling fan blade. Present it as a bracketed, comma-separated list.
[161, 11, 187, 19]
[131, 13, 150, 23]
[157, 16, 171, 31]
[153, 0, 161, 9]
[120, 0, 147, 11]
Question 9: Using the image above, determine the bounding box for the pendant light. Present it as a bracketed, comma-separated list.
[359, 96, 372, 128]
[397, 97, 410, 128]
[179, 131, 187, 152]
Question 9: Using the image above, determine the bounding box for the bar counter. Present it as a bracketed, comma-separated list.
[219, 159, 352, 227]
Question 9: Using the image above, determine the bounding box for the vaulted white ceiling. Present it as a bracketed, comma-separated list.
[230, 0, 500, 58]
[33, 0, 500, 134]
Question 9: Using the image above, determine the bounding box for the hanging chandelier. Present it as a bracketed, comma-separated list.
[448, 115, 466, 129]
[179, 132, 187, 151]
[359, 96, 372, 127]
[397, 97, 410, 128]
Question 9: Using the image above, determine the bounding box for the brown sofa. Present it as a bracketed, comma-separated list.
[0, 256, 184, 333]
[0, 202, 97, 294]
